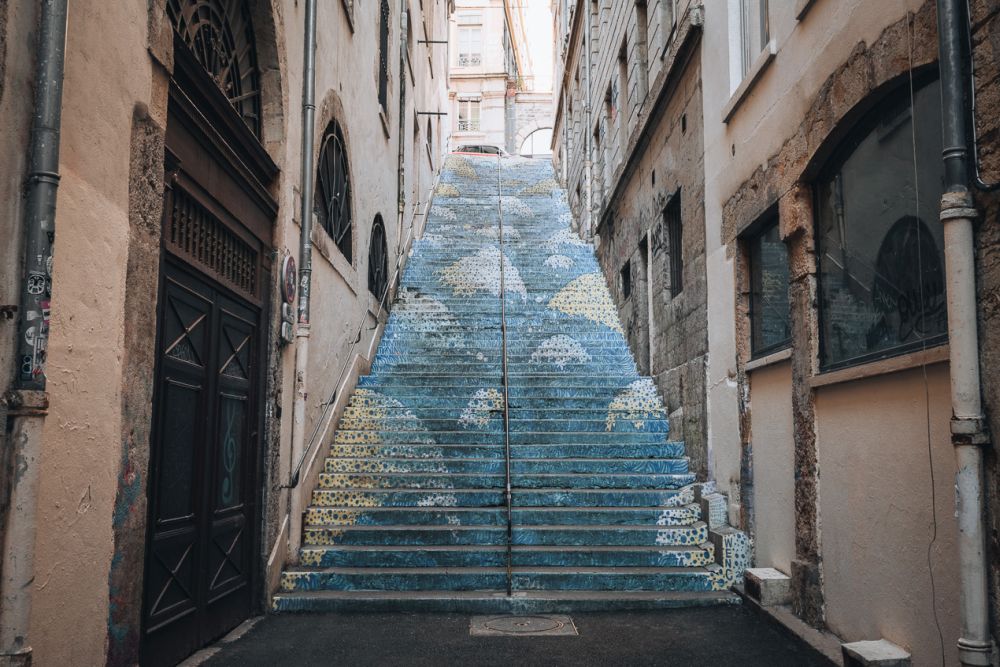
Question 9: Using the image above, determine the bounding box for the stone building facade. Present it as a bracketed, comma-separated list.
[448, 0, 554, 154]
[552, 0, 711, 476]
[554, 0, 1000, 663]
[0, 1, 451, 665]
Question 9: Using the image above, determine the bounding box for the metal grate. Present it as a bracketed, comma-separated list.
[166, 0, 263, 138]
[168, 188, 259, 298]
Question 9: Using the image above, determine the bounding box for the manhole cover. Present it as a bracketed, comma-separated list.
[470, 615, 578, 637]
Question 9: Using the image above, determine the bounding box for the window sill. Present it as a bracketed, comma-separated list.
[746, 346, 792, 373]
[306, 216, 359, 297]
[722, 40, 777, 124]
[809, 344, 949, 389]
[795, 0, 819, 20]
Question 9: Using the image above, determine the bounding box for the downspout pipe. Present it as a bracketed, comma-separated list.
[936, 1, 992, 665]
[397, 1, 409, 258]
[287, 0, 318, 562]
[1, 0, 68, 662]
[583, 5, 594, 241]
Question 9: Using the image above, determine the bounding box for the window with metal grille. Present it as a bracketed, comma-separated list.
[663, 191, 683, 298]
[315, 121, 353, 262]
[458, 99, 481, 132]
[166, 0, 263, 138]
[457, 16, 483, 67]
[379, 0, 391, 110]
[167, 187, 259, 298]
[368, 216, 389, 300]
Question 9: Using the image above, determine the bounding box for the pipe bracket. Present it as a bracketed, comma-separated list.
[951, 415, 990, 445]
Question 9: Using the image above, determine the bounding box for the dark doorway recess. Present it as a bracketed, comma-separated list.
[141, 8, 277, 663]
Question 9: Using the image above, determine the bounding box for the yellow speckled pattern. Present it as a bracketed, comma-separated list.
[549, 273, 624, 333]
[434, 182, 460, 197]
[606, 379, 667, 431]
[459, 389, 505, 428]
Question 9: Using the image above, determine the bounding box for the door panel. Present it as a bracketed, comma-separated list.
[142, 259, 261, 666]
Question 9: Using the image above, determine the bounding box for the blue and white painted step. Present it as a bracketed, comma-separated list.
[273, 154, 749, 613]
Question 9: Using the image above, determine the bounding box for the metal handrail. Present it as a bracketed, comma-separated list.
[285, 207, 423, 489]
[496, 154, 514, 596]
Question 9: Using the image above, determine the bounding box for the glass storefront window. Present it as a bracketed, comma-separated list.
[816, 77, 948, 369]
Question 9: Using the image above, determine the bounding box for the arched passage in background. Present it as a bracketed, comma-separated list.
[520, 127, 554, 157]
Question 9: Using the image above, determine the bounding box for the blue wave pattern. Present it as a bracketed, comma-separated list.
[273, 155, 749, 612]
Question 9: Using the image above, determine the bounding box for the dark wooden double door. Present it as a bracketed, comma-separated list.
[142, 254, 262, 666]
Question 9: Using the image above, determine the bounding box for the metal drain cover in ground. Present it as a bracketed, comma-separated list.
[470, 615, 578, 637]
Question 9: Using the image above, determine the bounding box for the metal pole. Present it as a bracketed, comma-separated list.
[2, 0, 67, 662]
[584, 3, 594, 240]
[497, 155, 513, 597]
[287, 0, 318, 562]
[936, 1, 992, 665]
[397, 1, 409, 257]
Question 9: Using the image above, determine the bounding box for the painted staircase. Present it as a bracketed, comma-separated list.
[273, 155, 749, 612]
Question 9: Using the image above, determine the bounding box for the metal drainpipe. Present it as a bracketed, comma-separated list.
[287, 0, 318, 563]
[583, 5, 594, 241]
[1, 0, 67, 662]
[937, 1, 992, 665]
[397, 1, 409, 258]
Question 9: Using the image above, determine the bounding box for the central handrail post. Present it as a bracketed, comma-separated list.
[496, 154, 514, 597]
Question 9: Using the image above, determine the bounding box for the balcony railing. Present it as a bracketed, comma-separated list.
[458, 120, 481, 132]
[458, 53, 482, 67]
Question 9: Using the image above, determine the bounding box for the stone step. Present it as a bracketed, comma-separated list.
[342, 407, 657, 422]
[316, 472, 696, 491]
[357, 376, 650, 389]
[326, 442, 687, 459]
[303, 505, 699, 527]
[332, 431, 673, 445]
[310, 487, 691, 508]
[336, 417, 668, 434]
[323, 457, 690, 475]
[297, 543, 713, 568]
[302, 522, 709, 547]
[279, 566, 722, 593]
[271, 589, 739, 613]
[347, 393, 662, 407]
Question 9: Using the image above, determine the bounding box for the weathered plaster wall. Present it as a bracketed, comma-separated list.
[703, 0, 944, 626]
[27, 1, 155, 661]
[816, 364, 960, 665]
[747, 360, 795, 574]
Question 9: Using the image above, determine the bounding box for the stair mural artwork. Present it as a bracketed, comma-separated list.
[273, 155, 750, 612]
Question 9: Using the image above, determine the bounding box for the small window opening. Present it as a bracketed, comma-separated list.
[621, 260, 632, 300]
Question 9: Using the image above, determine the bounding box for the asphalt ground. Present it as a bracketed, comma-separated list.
[202, 605, 834, 666]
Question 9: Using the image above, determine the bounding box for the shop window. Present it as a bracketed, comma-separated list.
[748, 218, 790, 357]
[815, 76, 947, 370]
[315, 121, 353, 263]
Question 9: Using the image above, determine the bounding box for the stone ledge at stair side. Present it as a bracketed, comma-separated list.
[744, 567, 791, 607]
[841, 639, 911, 667]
